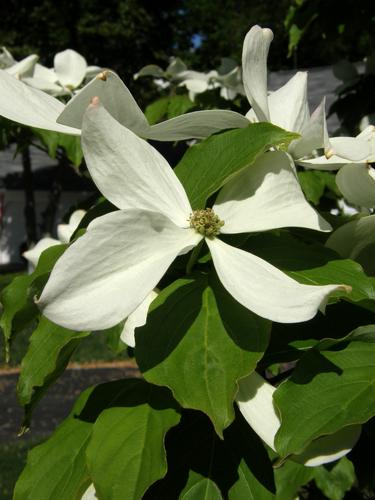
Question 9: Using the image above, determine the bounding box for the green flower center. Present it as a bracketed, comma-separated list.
[189, 208, 224, 238]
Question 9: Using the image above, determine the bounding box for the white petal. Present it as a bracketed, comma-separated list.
[0, 46, 15, 67]
[166, 57, 188, 76]
[236, 371, 279, 449]
[214, 151, 331, 233]
[292, 425, 361, 467]
[23, 76, 63, 95]
[0, 70, 80, 134]
[297, 155, 352, 171]
[242, 25, 273, 122]
[57, 70, 149, 135]
[38, 210, 201, 331]
[121, 289, 158, 347]
[33, 63, 59, 83]
[289, 98, 327, 159]
[22, 63, 61, 94]
[81, 484, 97, 500]
[82, 104, 192, 226]
[357, 125, 375, 162]
[268, 72, 310, 133]
[336, 164, 375, 208]
[357, 124, 375, 141]
[6, 54, 38, 78]
[327, 136, 370, 162]
[134, 64, 165, 79]
[326, 214, 375, 259]
[57, 209, 86, 243]
[23, 237, 61, 268]
[207, 238, 344, 323]
[54, 49, 87, 89]
[84, 66, 102, 80]
[146, 110, 249, 141]
[179, 78, 209, 94]
[177, 70, 211, 83]
[236, 372, 360, 467]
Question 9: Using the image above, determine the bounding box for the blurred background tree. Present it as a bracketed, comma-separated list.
[1, 0, 374, 104]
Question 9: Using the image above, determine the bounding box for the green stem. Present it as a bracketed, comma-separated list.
[186, 239, 204, 275]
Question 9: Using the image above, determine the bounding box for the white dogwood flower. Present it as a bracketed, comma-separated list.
[22, 49, 101, 96]
[37, 100, 344, 331]
[135, 56, 244, 101]
[242, 26, 371, 164]
[0, 48, 100, 133]
[298, 125, 375, 171]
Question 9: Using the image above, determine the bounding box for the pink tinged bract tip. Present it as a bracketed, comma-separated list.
[90, 96, 100, 107]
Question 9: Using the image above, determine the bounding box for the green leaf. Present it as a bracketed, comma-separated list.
[32, 128, 60, 158]
[145, 409, 275, 499]
[240, 230, 338, 271]
[103, 321, 126, 354]
[32, 243, 67, 276]
[145, 97, 169, 125]
[32, 128, 83, 166]
[136, 274, 270, 437]
[288, 259, 375, 306]
[16, 378, 179, 500]
[85, 379, 180, 500]
[298, 170, 339, 205]
[145, 95, 195, 125]
[13, 388, 93, 500]
[17, 316, 90, 428]
[167, 94, 195, 119]
[0, 244, 67, 361]
[274, 460, 314, 500]
[58, 133, 83, 167]
[175, 123, 299, 209]
[240, 232, 375, 309]
[274, 326, 375, 456]
[313, 457, 356, 500]
[0, 275, 35, 358]
[72, 199, 117, 239]
[181, 477, 223, 499]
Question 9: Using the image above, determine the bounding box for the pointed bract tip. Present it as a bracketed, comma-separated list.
[96, 70, 109, 81]
[89, 96, 100, 107]
[340, 284, 353, 294]
[263, 27, 274, 41]
[325, 148, 334, 159]
[248, 24, 274, 41]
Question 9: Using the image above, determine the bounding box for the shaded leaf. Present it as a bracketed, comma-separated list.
[145, 95, 195, 125]
[144, 409, 276, 499]
[181, 476, 223, 499]
[136, 274, 270, 436]
[298, 170, 340, 205]
[13, 388, 93, 500]
[17, 316, 90, 428]
[274, 326, 375, 456]
[85, 379, 181, 500]
[274, 460, 314, 500]
[0, 244, 67, 360]
[313, 457, 356, 500]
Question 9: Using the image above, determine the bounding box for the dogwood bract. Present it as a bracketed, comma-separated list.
[38, 100, 344, 330]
